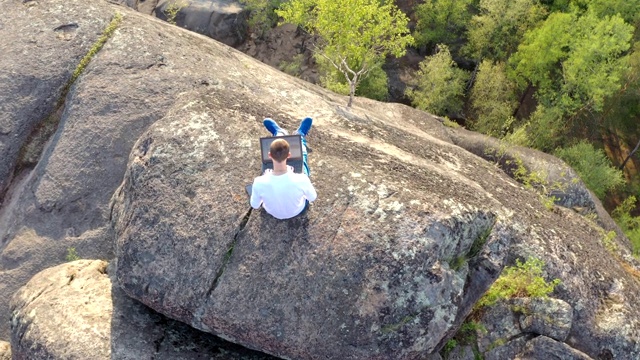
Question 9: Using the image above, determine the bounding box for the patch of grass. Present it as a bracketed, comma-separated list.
[601, 230, 618, 253]
[442, 339, 458, 358]
[539, 194, 558, 211]
[66, 247, 80, 262]
[475, 257, 561, 309]
[381, 314, 417, 334]
[442, 117, 461, 128]
[72, 13, 123, 84]
[448, 255, 466, 271]
[466, 220, 496, 259]
[441, 321, 487, 359]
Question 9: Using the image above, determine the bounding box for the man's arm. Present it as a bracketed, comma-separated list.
[250, 181, 262, 209]
[304, 178, 317, 202]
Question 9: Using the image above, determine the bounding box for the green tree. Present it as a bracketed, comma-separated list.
[405, 45, 469, 116]
[510, 11, 633, 114]
[469, 60, 517, 136]
[413, 0, 475, 50]
[508, 10, 633, 150]
[465, 0, 547, 61]
[571, 0, 640, 24]
[555, 141, 626, 199]
[277, 0, 414, 108]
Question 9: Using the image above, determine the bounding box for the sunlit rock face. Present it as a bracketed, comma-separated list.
[10, 260, 278, 360]
[2, 0, 640, 359]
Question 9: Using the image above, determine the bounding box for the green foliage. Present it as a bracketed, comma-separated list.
[465, 0, 547, 61]
[443, 339, 458, 358]
[279, 54, 305, 76]
[277, 0, 414, 107]
[522, 105, 565, 151]
[554, 141, 625, 200]
[240, 0, 284, 37]
[612, 196, 640, 255]
[73, 13, 123, 83]
[357, 65, 389, 101]
[601, 229, 619, 253]
[476, 258, 561, 308]
[317, 57, 389, 101]
[442, 321, 487, 359]
[510, 156, 548, 190]
[164, 0, 187, 25]
[470, 61, 518, 136]
[413, 0, 474, 49]
[510, 11, 633, 115]
[502, 124, 530, 146]
[442, 117, 461, 128]
[66, 247, 80, 262]
[406, 45, 469, 116]
[571, 0, 640, 24]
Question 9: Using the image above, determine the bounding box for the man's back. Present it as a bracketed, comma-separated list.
[250, 168, 317, 219]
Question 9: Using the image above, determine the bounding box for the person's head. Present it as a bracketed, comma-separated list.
[269, 138, 290, 163]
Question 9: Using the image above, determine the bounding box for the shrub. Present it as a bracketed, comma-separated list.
[612, 196, 640, 255]
[554, 141, 625, 200]
[66, 247, 80, 262]
[476, 257, 560, 308]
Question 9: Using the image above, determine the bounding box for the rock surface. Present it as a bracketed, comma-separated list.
[154, 0, 248, 47]
[112, 88, 513, 360]
[476, 297, 573, 353]
[515, 336, 593, 360]
[2, 0, 640, 359]
[10, 259, 277, 359]
[0, 0, 247, 339]
[0, 0, 114, 199]
[0, 341, 9, 360]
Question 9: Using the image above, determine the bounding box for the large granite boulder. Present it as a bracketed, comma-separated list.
[111, 88, 514, 360]
[10, 259, 277, 359]
[0, 0, 115, 200]
[0, 0, 245, 339]
[112, 91, 640, 359]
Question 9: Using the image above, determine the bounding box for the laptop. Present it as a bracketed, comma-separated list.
[259, 135, 304, 174]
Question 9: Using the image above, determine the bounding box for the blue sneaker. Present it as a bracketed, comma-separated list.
[263, 118, 287, 136]
[295, 117, 313, 137]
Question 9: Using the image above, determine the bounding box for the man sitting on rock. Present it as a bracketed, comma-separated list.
[250, 117, 317, 219]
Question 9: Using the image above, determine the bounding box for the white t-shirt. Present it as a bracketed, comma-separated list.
[250, 166, 317, 219]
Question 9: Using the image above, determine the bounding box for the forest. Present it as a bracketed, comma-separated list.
[239, 0, 640, 254]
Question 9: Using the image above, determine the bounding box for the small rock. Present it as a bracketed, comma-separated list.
[515, 336, 594, 360]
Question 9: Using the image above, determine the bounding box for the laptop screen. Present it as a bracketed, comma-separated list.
[260, 135, 303, 163]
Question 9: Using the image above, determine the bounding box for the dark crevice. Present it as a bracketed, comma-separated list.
[466, 215, 498, 260]
[66, 273, 76, 285]
[205, 207, 252, 298]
